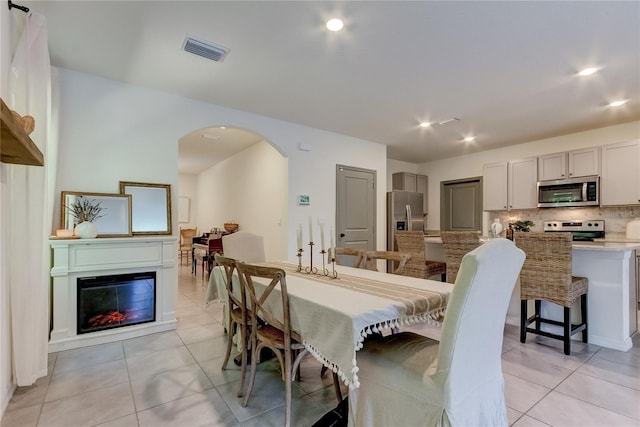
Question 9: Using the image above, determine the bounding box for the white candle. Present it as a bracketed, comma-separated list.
[308, 216, 313, 242]
[320, 223, 325, 250]
[297, 224, 302, 250]
[330, 226, 335, 249]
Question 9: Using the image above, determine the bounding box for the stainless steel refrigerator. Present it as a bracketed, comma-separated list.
[387, 191, 425, 253]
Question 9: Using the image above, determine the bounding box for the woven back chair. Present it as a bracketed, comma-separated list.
[179, 227, 197, 264]
[394, 231, 446, 281]
[334, 247, 365, 268]
[363, 250, 411, 274]
[441, 231, 481, 284]
[514, 232, 588, 355]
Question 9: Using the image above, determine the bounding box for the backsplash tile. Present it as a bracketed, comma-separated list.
[487, 207, 640, 238]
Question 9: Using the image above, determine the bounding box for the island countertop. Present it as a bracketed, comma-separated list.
[424, 236, 640, 251]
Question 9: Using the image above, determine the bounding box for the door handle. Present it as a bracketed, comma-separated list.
[340, 233, 345, 238]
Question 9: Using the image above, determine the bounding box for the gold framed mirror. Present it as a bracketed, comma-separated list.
[60, 191, 132, 237]
[119, 181, 172, 235]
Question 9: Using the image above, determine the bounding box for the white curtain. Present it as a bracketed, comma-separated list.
[8, 12, 58, 386]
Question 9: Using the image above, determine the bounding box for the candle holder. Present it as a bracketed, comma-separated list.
[330, 255, 338, 279]
[320, 249, 329, 276]
[296, 248, 303, 272]
[305, 242, 318, 274]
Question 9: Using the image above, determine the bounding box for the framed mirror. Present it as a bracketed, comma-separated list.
[61, 192, 132, 237]
[119, 181, 172, 235]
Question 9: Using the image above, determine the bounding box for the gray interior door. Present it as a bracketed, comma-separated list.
[440, 177, 482, 231]
[336, 165, 376, 263]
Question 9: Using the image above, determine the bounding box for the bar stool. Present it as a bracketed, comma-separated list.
[441, 231, 480, 284]
[394, 231, 446, 281]
[514, 232, 588, 355]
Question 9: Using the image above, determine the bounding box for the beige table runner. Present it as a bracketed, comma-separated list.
[207, 262, 451, 388]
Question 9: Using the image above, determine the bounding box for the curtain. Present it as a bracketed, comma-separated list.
[8, 12, 58, 386]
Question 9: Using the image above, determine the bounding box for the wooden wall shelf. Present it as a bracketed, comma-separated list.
[1, 97, 44, 166]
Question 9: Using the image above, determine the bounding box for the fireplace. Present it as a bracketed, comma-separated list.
[77, 272, 156, 334]
[49, 236, 177, 352]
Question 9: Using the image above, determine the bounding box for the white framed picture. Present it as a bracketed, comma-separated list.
[178, 196, 190, 223]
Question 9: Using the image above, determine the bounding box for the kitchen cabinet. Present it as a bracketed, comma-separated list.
[601, 140, 640, 206]
[483, 157, 537, 211]
[392, 172, 429, 212]
[538, 147, 600, 181]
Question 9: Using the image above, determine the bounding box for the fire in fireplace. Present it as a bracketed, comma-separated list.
[77, 272, 156, 334]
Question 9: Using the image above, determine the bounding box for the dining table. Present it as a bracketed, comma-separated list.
[205, 261, 452, 389]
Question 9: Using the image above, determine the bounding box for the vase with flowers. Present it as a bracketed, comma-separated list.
[66, 198, 106, 238]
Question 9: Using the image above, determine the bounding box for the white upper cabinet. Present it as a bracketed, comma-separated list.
[538, 147, 600, 181]
[538, 152, 567, 181]
[483, 162, 508, 211]
[483, 158, 537, 211]
[568, 147, 600, 178]
[601, 140, 640, 206]
[508, 157, 538, 210]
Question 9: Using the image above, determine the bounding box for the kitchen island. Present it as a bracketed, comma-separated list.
[424, 236, 638, 351]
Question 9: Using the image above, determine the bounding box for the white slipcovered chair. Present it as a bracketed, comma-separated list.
[217, 231, 266, 350]
[221, 231, 266, 263]
[348, 238, 525, 427]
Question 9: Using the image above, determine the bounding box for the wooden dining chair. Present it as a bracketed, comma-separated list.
[235, 262, 309, 427]
[178, 227, 197, 264]
[349, 239, 526, 426]
[214, 254, 251, 397]
[363, 250, 411, 274]
[441, 231, 481, 284]
[333, 247, 365, 268]
[514, 232, 588, 355]
[394, 230, 446, 281]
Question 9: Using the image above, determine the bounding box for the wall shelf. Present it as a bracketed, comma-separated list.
[1, 97, 44, 166]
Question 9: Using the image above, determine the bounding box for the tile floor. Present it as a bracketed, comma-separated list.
[2, 264, 639, 427]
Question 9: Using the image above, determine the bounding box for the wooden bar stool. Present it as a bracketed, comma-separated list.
[514, 232, 588, 355]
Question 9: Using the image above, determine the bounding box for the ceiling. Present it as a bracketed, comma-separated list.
[21, 1, 640, 173]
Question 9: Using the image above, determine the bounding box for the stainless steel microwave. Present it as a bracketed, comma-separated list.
[537, 175, 599, 208]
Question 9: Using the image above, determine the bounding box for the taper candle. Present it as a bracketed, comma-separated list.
[330, 226, 335, 248]
[308, 216, 313, 242]
[320, 223, 325, 250]
[297, 224, 302, 250]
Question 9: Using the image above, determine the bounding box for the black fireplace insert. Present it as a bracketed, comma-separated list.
[77, 272, 156, 334]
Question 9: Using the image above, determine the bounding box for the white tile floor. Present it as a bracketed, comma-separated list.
[2, 264, 639, 427]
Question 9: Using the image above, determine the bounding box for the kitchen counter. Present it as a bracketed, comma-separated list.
[423, 235, 638, 351]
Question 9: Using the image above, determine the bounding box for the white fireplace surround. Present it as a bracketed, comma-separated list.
[49, 236, 178, 352]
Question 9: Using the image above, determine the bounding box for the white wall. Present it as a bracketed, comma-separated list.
[54, 68, 388, 264]
[194, 140, 288, 260]
[417, 121, 640, 231]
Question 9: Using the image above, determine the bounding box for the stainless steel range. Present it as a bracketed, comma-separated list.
[543, 220, 605, 241]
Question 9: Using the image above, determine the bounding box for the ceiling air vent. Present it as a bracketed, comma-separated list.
[182, 36, 230, 63]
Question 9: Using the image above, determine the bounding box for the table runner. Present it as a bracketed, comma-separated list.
[206, 262, 450, 389]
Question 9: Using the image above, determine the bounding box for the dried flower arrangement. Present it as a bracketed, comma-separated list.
[66, 198, 106, 224]
[511, 220, 534, 232]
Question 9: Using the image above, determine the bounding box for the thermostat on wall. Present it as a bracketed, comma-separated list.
[298, 194, 310, 205]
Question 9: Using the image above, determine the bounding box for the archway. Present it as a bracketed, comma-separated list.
[178, 126, 288, 260]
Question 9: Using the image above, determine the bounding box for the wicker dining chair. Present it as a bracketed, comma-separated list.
[333, 247, 365, 268]
[178, 227, 197, 264]
[363, 250, 412, 274]
[514, 232, 588, 355]
[441, 231, 481, 284]
[394, 231, 446, 281]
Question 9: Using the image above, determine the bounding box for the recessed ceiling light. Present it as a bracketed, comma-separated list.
[419, 122, 432, 128]
[326, 18, 344, 32]
[577, 67, 599, 76]
[608, 99, 629, 107]
[463, 136, 476, 142]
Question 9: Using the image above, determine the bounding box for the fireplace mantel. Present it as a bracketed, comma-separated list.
[49, 236, 178, 352]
